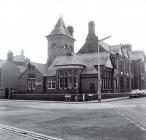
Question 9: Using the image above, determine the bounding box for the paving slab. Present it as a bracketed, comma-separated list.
[0, 129, 33, 140]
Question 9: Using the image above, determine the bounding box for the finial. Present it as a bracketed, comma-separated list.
[59, 10, 63, 19]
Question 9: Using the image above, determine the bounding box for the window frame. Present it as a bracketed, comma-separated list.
[59, 78, 63, 89]
[27, 74, 36, 91]
[48, 78, 56, 89]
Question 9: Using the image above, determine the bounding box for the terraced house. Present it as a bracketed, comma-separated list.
[0, 17, 145, 101]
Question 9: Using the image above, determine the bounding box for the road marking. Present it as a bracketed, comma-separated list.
[0, 123, 64, 140]
[140, 127, 146, 131]
[118, 112, 146, 132]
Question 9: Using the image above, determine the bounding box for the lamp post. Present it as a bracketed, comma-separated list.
[97, 35, 111, 102]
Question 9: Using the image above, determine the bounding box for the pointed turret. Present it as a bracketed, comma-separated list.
[46, 17, 75, 66]
[46, 17, 75, 40]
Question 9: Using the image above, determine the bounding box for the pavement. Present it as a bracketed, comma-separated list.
[87, 96, 128, 103]
[0, 96, 129, 104]
[0, 129, 34, 140]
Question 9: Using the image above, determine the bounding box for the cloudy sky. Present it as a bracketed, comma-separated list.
[0, 0, 146, 63]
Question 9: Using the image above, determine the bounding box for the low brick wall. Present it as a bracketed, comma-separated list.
[12, 94, 65, 101]
[0, 89, 5, 99]
[11, 92, 128, 101]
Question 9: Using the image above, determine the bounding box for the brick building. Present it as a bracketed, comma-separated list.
[0, 17, 146, 101]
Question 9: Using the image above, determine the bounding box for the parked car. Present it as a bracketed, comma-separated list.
[129, 89, 144, 98]
[138, 90, 144, 97]
[143, 90, 146, 97]
[140, 90, 146, 97]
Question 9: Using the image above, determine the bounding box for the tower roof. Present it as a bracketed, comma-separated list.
[47, 17, 74, 40]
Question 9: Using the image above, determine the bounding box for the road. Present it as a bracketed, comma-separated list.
[0, 97, 146, 140]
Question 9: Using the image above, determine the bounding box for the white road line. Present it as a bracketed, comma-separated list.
[0, 123, 64, 140]
[118, 112, 146, 132]
[140, 127, 146, 131]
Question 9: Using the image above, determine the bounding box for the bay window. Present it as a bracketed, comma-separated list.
[59, 78, 63, 89]
[58, 69, 79, 89]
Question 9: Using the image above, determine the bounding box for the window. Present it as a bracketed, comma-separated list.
[68, 77, 72, 89]
[64, 71, 68, 77]
[48, 78, 56, 89]
[32, 79, 36, 90]
[74, 70, 78, 76]
[27, 74, 36, 91]
[52, 82, 55, 89]
[0, 69, 1, 88]
[58, 69, 78, 89]
[68, 69, 73, 76]
[126, 78, 129, 90]
[58, 69, 79, 89]
[27, 79, 31, 90]
[59, 78, 63, 89]
[73, 76, 78, 88]
[64, 77, 68, 89]
[120, 77, 124, 90]
[59, 71, 63, 77]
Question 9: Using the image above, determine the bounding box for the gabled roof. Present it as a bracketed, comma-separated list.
[46, 17, 74, 40]
[45, 52, 111, 76]
[110, 44, 123, 55]
[129, 50, 145, 60]
[77, 34, 108, 54]
[0, 60, 7, 68]
[17, 66, 27, 73]
[31, 62, 47, 75]
[0, 60, 27, 75]
[99, 41, 110, 51]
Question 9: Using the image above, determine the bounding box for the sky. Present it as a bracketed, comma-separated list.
[0, 0, 146, 63]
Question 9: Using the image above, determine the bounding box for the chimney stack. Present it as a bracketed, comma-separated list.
[7, 50, 13, 61]
[88, 21, 95, 34]
[21, 50, 24, 56]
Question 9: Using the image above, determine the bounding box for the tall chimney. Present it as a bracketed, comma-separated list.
[21, 50, 24, 56]
[7, 51, 13, 61]
[88, 21, 95, 34]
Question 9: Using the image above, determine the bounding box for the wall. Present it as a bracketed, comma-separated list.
[81, 76, 98, 93]
[47, 35, 74, 65]
[19, 66, 44, 92]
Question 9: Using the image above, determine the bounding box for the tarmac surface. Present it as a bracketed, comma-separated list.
[0, 96, 146, 140]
